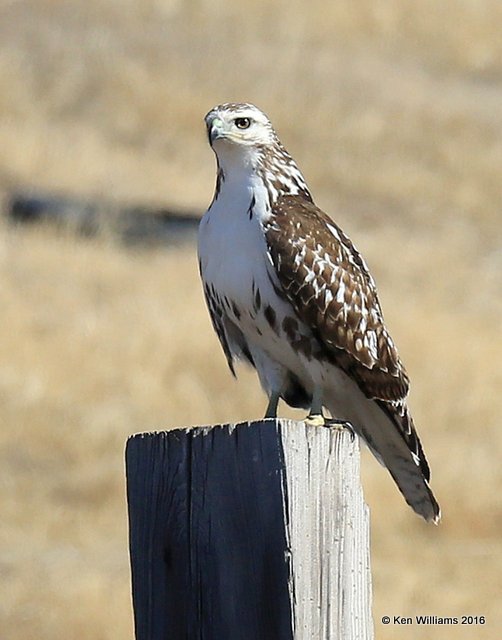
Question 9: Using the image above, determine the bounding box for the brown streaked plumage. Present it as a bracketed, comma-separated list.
[265, 195, 409, 402]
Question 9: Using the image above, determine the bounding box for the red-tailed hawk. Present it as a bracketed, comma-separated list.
[198, 102, 440, 523]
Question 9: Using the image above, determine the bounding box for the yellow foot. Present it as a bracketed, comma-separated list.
[304, 413, 326, 427]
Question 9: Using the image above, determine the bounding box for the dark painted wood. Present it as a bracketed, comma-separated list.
[126, 420, 294, 640]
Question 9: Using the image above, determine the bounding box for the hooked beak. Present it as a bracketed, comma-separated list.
[207, 117, 224, 145]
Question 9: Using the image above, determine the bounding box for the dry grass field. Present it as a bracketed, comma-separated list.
[1, 1, 501, 638]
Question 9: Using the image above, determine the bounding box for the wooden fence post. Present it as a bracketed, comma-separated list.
[125, 419, 373, 640]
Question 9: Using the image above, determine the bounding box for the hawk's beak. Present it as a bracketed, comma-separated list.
[207, 117, 224, 145]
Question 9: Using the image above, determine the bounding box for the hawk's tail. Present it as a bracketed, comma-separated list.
[326, 396, 441, 523]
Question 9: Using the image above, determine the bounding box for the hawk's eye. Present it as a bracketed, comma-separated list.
[234, 117, 251, 129]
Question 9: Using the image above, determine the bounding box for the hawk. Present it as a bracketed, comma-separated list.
[197, 102, 440, 523]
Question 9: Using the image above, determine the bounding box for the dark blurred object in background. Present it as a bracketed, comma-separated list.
[7, 191, 200, 246]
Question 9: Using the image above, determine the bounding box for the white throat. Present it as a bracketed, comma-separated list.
[212, 139, 262, 176]
[210, 145, 273, 224]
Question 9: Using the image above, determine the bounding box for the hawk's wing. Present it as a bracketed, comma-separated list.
[201, 280, 236, 376]
[201, 276, 255, 377]
[265, 195, 409, 403]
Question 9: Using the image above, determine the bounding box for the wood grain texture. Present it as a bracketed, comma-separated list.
[279, 421, 373, 640]
[126, 419, 373, 640]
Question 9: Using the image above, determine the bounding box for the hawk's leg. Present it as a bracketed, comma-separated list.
[264, 391, 280, 419]
[305, 387, 326, 427]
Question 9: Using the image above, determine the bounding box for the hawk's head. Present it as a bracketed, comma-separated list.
[205, 102, 310, 202]
[205, 103, 277, 151]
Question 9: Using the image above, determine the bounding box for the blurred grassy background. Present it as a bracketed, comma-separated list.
[1, 1, 501, 638]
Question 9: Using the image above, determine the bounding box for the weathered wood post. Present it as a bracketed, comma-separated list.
[126, 419, 373, 640]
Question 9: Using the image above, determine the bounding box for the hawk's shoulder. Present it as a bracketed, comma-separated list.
[264, 195, 409, 402]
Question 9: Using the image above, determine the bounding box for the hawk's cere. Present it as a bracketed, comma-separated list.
[197, 102, 440, 523]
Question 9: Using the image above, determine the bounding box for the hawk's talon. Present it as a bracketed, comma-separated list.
[325, 419, 356, 440]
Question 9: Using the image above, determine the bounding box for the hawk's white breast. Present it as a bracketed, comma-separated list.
[198, 169, 272, 313]
[198, 167, 311, 384]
